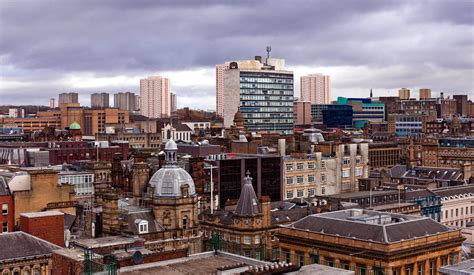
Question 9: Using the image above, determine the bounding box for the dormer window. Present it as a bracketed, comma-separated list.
[136, 219, 148, 234]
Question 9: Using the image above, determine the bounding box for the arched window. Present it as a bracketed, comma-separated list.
[167, 129, 171, 140]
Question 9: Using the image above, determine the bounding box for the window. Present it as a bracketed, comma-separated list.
[308, 162, 315, 169]
[138, 221, 148, 234]
[343, 158, 351, 165]
[308, 175, 315, 183]
[182, 216, 189, 230]
[321, 161, 326, 168]
[356, 158, 362, 164]
[255, 235, 260, 244]
[296, 163, 304, 170]
[417, 261, 424, 275]
[297, 176, 304, 184]
[2, 222, 7, 233]
[244, 250, 251, 257]
[355, 167, 363, 177]
[297, 190, 304, 198]
[286, 191, 294, 199]
[342, 169, 350, 178]
[321, 173, 326, 182]
[308, 189, 315, 197]
[255, 251, 261, 260]
[286, 177, 294, 185]
[321, 187, 325, 195]
[286, 164, 294, 171]
[358, 265, 367, 275]
[283, 249, 291, 263]
[296, 252, 304, 266]
[2, 204, 7, 215]
[326, 257, 334, 267]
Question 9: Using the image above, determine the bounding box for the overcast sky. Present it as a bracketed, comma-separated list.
[0, 0, 473, 110]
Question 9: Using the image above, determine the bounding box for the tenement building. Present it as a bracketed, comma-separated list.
[368, 142, 401, 168]
[278, 209, 464, 274]
[433, 185, 474, 227]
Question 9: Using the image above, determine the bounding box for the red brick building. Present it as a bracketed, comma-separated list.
[0, 180, 14, 233]
[20, 211, 65, 246]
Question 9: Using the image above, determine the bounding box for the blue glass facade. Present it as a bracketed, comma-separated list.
[239, 71, 294, 134]
[322, 105, 353, 128]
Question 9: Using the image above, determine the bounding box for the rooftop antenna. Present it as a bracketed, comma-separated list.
[266, 46, 271, 64]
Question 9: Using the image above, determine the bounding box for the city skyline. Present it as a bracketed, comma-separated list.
[0, 1, 473, 109]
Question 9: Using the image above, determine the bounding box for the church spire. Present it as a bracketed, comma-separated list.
[370, 88, 373, 98]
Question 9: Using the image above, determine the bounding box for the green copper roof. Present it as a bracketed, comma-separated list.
[69, 121, 81, 130]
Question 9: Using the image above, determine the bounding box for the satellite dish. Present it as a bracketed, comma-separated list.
[132, 251, 143, 265]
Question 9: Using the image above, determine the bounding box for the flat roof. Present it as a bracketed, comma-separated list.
[72, 236, 144, 249]
[119, 251, 269, 275]
[20, 211, 64, 218]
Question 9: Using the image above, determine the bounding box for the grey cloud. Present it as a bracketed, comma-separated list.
[0, 0, 472, 107]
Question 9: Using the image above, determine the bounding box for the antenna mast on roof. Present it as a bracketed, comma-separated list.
[266, 46, 271, 65]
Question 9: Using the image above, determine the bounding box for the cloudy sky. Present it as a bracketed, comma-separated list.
[0, 0, 473, 110]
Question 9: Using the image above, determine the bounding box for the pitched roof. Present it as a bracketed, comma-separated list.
[433, 185, 474, 198]
[0, 232, 60, 262]
[174, 123, 193, 132]
[285, 209, 451, 243]
[235, 173, 261, 216]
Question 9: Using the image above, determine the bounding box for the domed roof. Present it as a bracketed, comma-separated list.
[69, 121, 81, 130]
[149, 139, 195, 197]
[234, 110, 243, 121]
[165, 139, 178, 150]
[149, 167, 195, 197]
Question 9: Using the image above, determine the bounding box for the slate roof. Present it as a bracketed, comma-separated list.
[433, 185, 474, 198]
[402, 167, 463, 182]
[285, 209, 451, 243]
[0, 232, 60, 262]
[174, 123, 193, 132]
[124, 211, 164, 234]
[0, 177, 10, 196]
[235, 174, 261, 216]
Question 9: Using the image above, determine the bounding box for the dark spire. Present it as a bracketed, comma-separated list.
[370, 88, 373, 98]
[235, 171, 261, 216]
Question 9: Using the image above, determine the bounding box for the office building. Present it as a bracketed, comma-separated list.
[388, 113, 428, 135]
[278, 209, 464, 274]
[114, 92, 136, 111]
[140, 76, 170, 118]
[419, 88, 432, 99]
[337, 97, 385, 128]
[222, 57, 294, 134]
[90, 92, 109, 108]
[49, 98, 56, 109]
[322, 105, 353, 128]
[170, 92, 177, 113]
[300, 73, 331, 104]
[58, 92, 78, 104]
[399, 88, 410, 100]
[368, 142, 401, 168]
[293, 101, 312, 126]
[205, 153, 282, 207]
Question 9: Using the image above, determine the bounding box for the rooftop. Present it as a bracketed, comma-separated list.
[284, 209, 452, 243]
[72, 236, 144, 249]
[0, 232, 61, 262]
[439, 259, 474, 275]
[20, 211, 64, 218]
[119, 251, 269, 275]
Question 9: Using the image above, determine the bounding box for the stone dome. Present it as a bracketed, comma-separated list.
[69, 121, 81, 130]
[149, 139, 196, 197]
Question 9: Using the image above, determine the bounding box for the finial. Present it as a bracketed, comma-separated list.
[246, 170, 251, 177]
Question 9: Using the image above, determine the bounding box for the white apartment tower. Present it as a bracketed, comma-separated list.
[300, 73, 331, 104]
[140, 76, 171, 118]
[215, 63, 229, 117]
